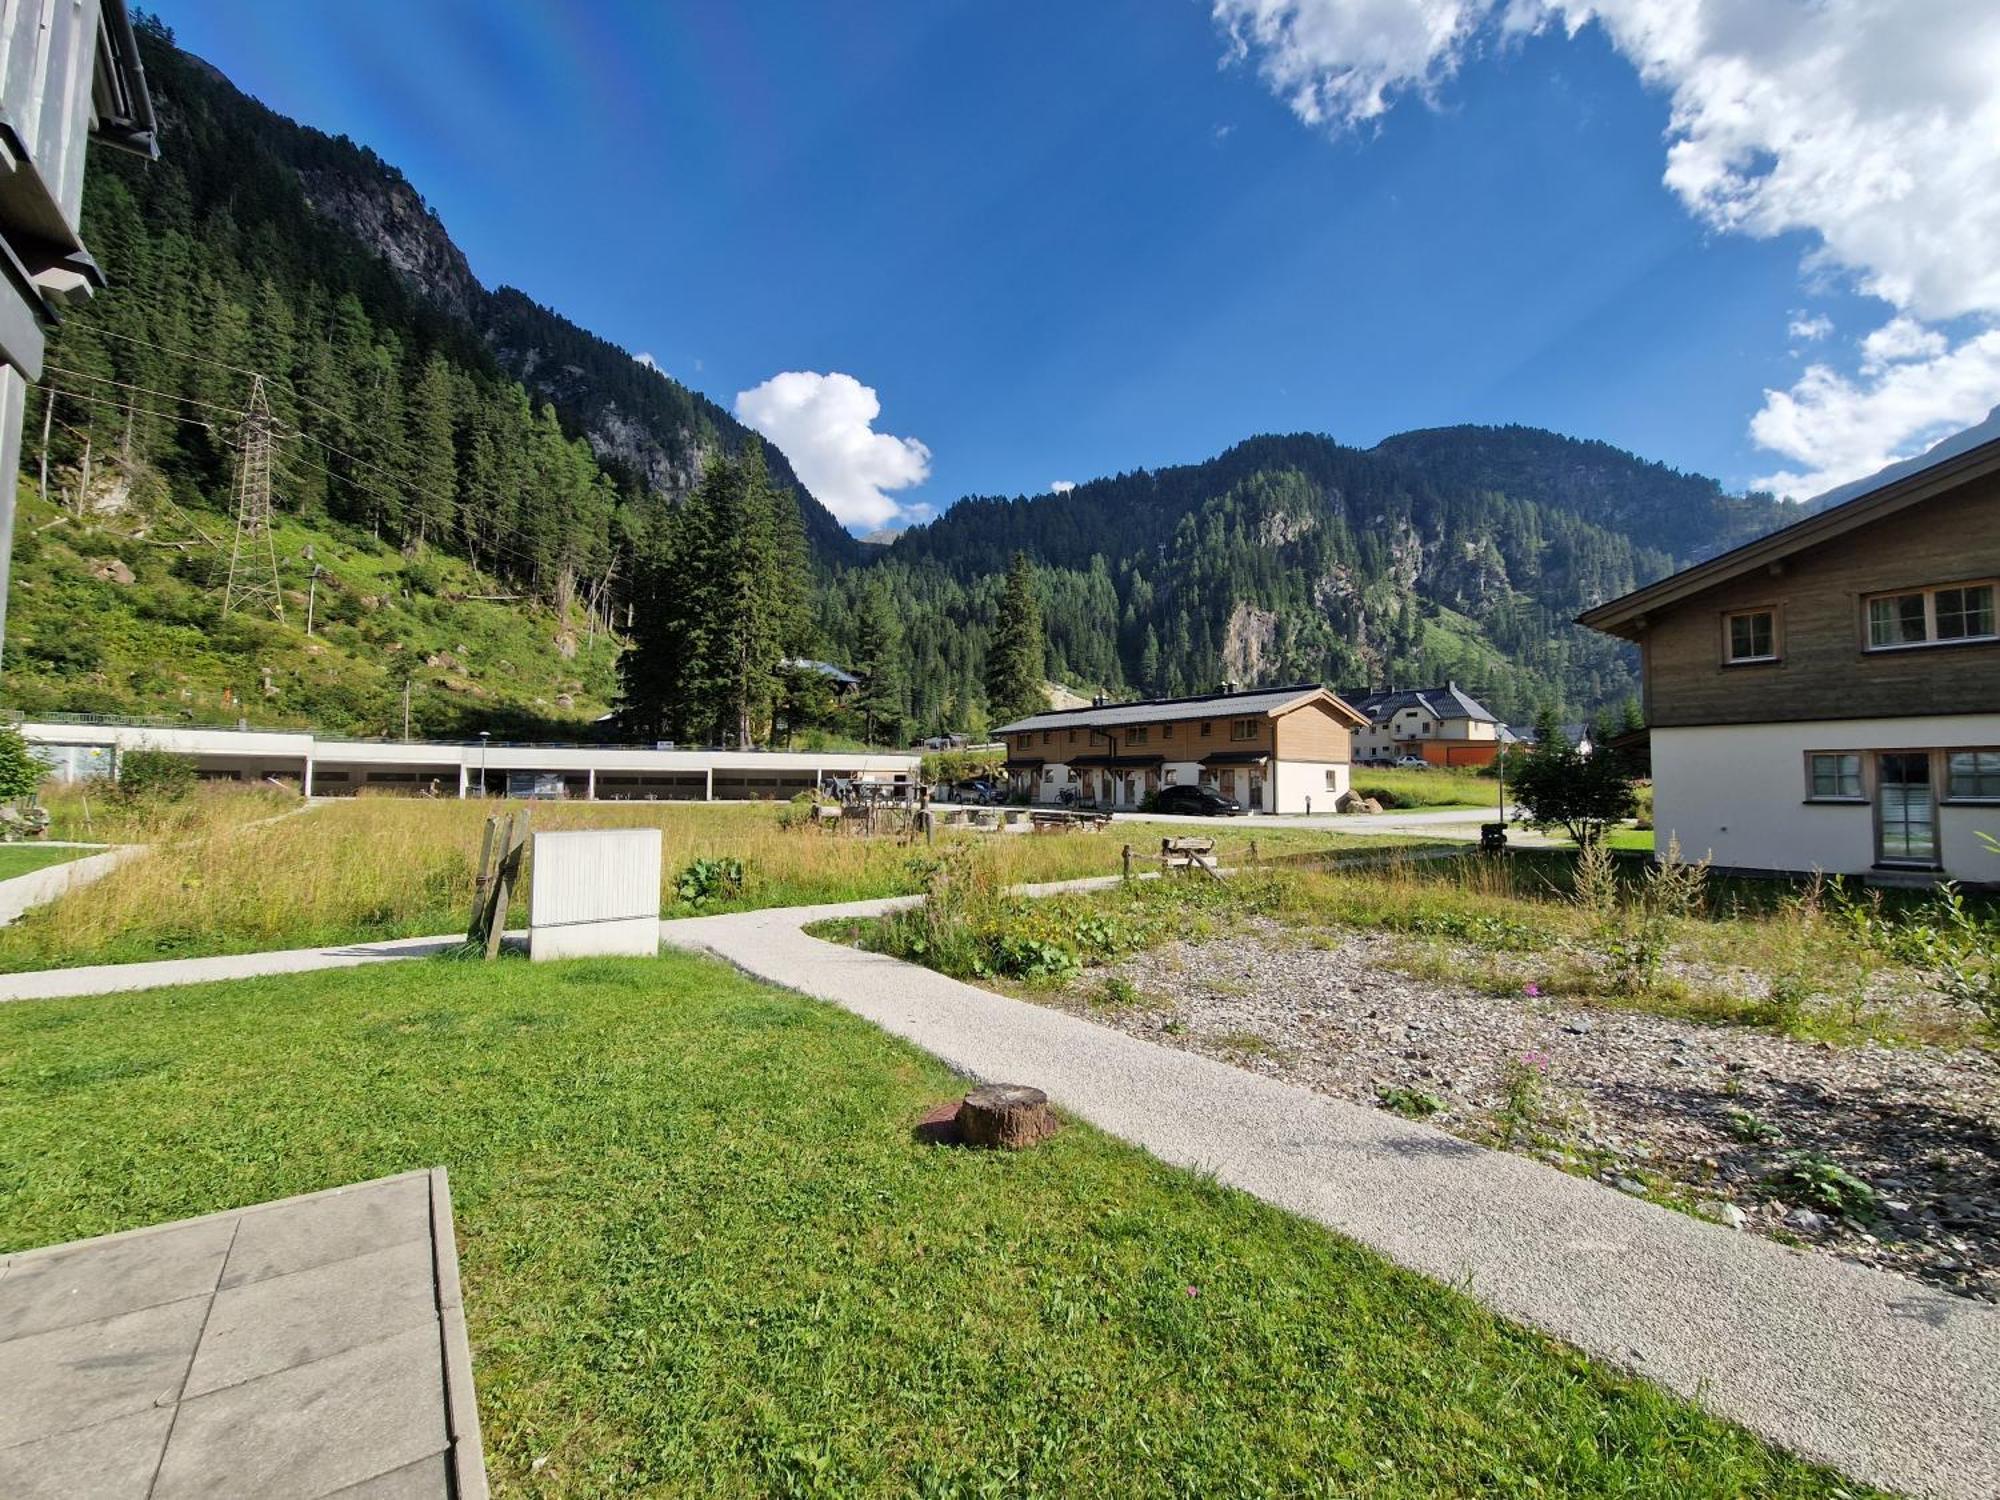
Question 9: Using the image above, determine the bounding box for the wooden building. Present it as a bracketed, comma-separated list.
[1580, 432, 2000, 882]
[0, 0, 157, 655]
[995, 684, 1365, 813]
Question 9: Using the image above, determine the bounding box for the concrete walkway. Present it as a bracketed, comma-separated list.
[665, 899, 2000, 1500]
[0, 1169, 485, 1498]
[0, 934, 474, 1004]
[0, 846, 144, 928]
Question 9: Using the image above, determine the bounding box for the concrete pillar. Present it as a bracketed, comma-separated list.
[704, 767, 714, 802]
[0, 367, 26, 657]
[587, 767, 597, 801]
[302, 757, 314, 798]
[457, 762, 468, 799]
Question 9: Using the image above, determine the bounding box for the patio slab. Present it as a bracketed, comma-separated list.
[0, 1169, 486, 1500]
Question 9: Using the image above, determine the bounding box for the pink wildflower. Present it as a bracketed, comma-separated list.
[1523, 982, 1542, 997]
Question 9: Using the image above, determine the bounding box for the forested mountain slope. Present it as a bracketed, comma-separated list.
[865, 429, 1795, 726]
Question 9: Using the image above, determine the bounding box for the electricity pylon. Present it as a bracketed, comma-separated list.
[222, 374, 283, 618]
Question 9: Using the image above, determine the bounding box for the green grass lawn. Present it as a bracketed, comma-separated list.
[0, 955, 1865, 1496]
[1349, 764, 1502, 811]
[0, 844, 92, 881]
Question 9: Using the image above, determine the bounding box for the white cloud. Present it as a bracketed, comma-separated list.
[1787, 313, 1831, 343]
[1750, 328, 2000, 498]
[1213, 0, 2000, 495]
[1050, 479, 1076, 493]
[633, 351, 661, 373]
[1859, 315, 1947, 373]
[733, 371, 932, 530]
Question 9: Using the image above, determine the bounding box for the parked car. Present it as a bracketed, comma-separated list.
[949, 777, 1005, 805]
[1393, 755, 1431, 769]
[1153, 784, 1243, 817]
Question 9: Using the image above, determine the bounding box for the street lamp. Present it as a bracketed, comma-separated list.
[478, 730, 490, 800]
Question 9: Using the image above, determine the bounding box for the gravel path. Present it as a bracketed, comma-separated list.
[1078, 919, 2000, 1302]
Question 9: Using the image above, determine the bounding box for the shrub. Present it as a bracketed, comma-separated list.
[1511, 737, 1637, 846]
[1379, 1085, 1443, 1119]
[1772, 1152, 1876, 1219]
[0, 726, 41, 801]
[674, 855, 745, 908]
[114, 749, 196, 805]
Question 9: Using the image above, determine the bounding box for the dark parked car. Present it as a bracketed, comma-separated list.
[949, 777, 1005, 805]
[1153, 784, 1243, 817]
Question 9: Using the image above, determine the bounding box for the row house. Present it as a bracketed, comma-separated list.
[995, 684, 1365, 813]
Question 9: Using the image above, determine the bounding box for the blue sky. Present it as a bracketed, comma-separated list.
[147, 1, 2000, 532]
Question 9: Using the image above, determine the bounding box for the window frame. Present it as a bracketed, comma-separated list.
[1944, 747, 2000, 804]
[1723, 605, 1781, 666]
[1862, 579, 1999, 653]
[1229, 717, 1258, 742]
[1802, 750, 1866, 804]
[1127, 726, 1149, 746]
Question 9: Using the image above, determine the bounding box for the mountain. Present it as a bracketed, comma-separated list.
[3, 19, 1802, 739]
[857, 426, 1796, 728]
[171, 36, 859, 563]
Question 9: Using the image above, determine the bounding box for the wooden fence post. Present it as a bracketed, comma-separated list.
[1121, 843, 1132, 882]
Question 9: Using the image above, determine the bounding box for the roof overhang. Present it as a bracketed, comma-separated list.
[1578, 435, 2000, 639]
[1200, 751, 1269, 765]
[92, 0, 159, 160]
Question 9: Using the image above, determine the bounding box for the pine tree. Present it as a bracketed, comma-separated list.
[851, 581, 906, 746]
[984, 552, 1046, 724]
[405, 352, 458, 546]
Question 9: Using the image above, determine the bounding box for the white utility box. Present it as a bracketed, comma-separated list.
[527, 828, 663, 960]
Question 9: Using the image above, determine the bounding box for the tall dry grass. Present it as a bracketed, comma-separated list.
[0, 796, 1392, 970]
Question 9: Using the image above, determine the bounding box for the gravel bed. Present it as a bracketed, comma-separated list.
[1060, 918, 2000, 1302]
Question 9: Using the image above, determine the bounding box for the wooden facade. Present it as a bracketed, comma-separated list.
[1630, 469, 2000, 728]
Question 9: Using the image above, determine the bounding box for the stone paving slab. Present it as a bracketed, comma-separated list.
[0, 1170, 486, 1500]
[666, 900, 2000, 1500]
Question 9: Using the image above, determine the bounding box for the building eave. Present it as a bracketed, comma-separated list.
[1577, 435, 2000, 639]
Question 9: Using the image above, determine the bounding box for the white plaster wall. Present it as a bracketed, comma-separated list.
[1654, 716, 2000, 880]
[1163, 760, 1204, 789]
[1033, 763, 1073, 804]
[1272, 760, 1346, 814]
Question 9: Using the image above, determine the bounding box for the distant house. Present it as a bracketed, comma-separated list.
[994, 684, 1366, 813]
[0, 0, 157, 656]
[1579, 431, 2000, 882]
[782, 658, 861, 697]
[1345, 682, 1504, 767]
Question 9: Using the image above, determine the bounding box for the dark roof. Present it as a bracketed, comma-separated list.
[783, 658, 860, 687]
[1200, 750, 1270, 765]
[1069, 753, 1165, 769]
[994, 684, 1363, 736]
[1342, 682, 1498, 726]
[1578, 427, 2000, 639]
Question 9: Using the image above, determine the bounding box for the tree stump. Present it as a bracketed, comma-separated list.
[955, 1084, 1057, 1150]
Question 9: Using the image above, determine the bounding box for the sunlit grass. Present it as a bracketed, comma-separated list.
[0, 794, 1408, 970]
[0, 955, 1870, 1497]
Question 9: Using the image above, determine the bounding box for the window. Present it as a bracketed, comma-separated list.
[1229, 718, 1257, 741]
[1323, 769, 1341, 790]
[1163, 768, 1178, 785]
[1128, 726, 1148, 746]
[1807, 752, 1863, 801]
[1419, 721, 1432, 734]
[1726, 608, 1778, 663]
[1947, 750, 2000, 801]
[1041, 731, 1052, 746]
[1067, 729, 1077, 744]
[1200, 721, 1213, 738]
[1866, 582, 1997, 650]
